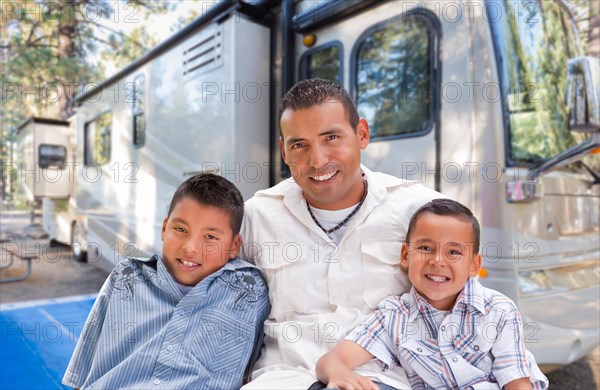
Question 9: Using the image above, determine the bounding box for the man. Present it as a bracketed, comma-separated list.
[241, 79, 442, 389]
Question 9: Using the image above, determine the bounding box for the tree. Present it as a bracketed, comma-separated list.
[1, 0, 176, 121]
[0, 0, 179, 200]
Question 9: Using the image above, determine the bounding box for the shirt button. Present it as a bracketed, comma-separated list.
[452, 357, 458, 362]
[441, 325, 446, 331]
[417, 348, 423, 352]
[474, 345, 480, 351]
[153, 379, 160, 385]
[178, 309, 185, 315]
[166, 345, 173, 351]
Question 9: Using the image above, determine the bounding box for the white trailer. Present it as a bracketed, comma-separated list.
[12, 117, 77, 245]
[14, 117, 72, 202]
[48, 0, 599, 368]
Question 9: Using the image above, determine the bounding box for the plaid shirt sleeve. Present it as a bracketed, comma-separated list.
[346, 297, 401, 368]
[491, 301, 549, 389]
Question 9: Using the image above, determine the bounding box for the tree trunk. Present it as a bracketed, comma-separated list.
[57, 19, 77, 120]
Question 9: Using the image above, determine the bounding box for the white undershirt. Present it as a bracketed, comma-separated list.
[430, 306, 451, 328]
[309, 203, 358, 245]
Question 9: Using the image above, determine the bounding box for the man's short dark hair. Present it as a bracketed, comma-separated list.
[406, 198, 480, 253]
[167, 173, 244, 236]
[279, 78, 359, 131]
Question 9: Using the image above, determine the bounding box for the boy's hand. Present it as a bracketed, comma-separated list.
[316, 340, 378, 389]
[326, 370, 380, 390]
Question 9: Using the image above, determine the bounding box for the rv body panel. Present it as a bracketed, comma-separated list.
[74, 15, 270, 272]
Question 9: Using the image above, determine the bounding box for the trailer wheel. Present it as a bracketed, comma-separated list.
[71, 222, 88, 263]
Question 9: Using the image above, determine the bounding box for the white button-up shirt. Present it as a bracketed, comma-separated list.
[241, 165, 442, 389]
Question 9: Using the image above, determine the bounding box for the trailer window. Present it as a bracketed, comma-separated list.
[38, 144, 66, 169]
[354, 15, 434, 139]
[84, 111, 112, 166]
[300, 42, 342, 84]
[490, 0, 596, 166]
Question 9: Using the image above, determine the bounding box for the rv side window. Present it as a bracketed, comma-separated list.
[38, 144, 67, 169]
[132, 74, 145, 147]
[354, 15, 434, 139]
[84, 111, 112, 166]
[300, 42, 342, 84]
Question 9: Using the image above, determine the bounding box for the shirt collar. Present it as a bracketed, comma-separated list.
[256, 164, 411, 199]
[408, 277, 486, 319]
[155, 256, 261, 299]
[454, 277, 486, 315]
[255, 165, 414, 239]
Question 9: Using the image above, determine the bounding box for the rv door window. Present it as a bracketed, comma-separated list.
[84, 111, 112, 166]
[134, 113, 145, 147]
[38, 144, 67, 169]
[300, 42, 342, 84]
[132, 74, 145, 148]
[491, 0, 598, 167]
[354, 15, 434, 139]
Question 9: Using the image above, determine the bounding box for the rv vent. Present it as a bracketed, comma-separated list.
[183, 25, 224, 82]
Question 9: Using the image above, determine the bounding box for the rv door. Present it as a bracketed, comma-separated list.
[295, 1, 441, 190]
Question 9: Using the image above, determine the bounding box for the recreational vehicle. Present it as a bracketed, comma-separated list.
[31, 0, 600, 368]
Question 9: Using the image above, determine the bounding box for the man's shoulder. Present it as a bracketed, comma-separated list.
[364, 166, 442, 199]
[250, 179, 298, 198]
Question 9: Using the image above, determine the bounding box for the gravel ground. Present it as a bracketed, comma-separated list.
[1, 212, 109, 304]
[1, 210, 598, 388]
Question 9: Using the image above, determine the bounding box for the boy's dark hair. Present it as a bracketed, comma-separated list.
[279, 78, 359, 131]
[406, 198, 480, 253]
[167, 173, 244, 235]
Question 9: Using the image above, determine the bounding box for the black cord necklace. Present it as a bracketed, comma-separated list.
[306, 180, 368, 238]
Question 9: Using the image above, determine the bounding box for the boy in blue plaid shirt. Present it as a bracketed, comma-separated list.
[317, 198, 548, 390]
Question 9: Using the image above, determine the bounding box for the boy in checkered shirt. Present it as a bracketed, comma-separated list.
[317, 199, 548, 390]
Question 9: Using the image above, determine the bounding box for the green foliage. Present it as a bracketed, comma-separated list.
[0, 0, 183, 199]
[1, 0, 177, 128]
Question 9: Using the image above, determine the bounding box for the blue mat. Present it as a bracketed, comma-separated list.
[0, 295, 96, 390]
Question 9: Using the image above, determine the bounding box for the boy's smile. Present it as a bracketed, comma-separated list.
[401, 212, 481, 310]
[161, 197, 241, 286]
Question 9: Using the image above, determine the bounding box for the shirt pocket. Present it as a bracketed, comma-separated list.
[192, 308, 255, 373]
[453, 332, 494, 367]
[361, 240, 408, 308]
[260, 254, 308, 321]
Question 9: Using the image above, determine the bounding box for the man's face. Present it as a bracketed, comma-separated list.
[401, 213, 481, 310]
[161, 197, 240, 286]
[280, 100, 370, 210]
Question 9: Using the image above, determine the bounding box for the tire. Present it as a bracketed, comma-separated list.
[71, 221, 88, 263]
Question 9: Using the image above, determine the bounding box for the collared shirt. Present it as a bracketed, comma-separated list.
[240, 165, 442, 389]
[348, 278, 549, 390]
[63, 255, 269, 390]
